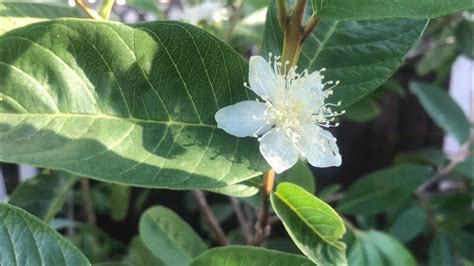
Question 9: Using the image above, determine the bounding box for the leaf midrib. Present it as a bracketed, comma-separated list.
[0, 113, 218, 128]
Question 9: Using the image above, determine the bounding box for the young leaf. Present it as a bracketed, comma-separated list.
[348, 230, 416, 266]
[410, 82, 470, 145]
[191, 246, 314, 266]
[271, 182, 347, 265]
[139, 206, 207, 266]
[338, 164, 433, 215]
[0, 203, 90, 265]
[315, 0, 472, 20]
[8, 173, 77, 223]
[0, 19, 267, 190]
[263, 0, 427, 109]
[0, 2, 81, 35]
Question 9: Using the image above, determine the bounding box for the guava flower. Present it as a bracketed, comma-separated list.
[215, 55, 344, 173]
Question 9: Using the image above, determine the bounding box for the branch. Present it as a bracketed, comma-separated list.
[230, 197, 252, 243]
[224, 0, 245, 43]
[302, 14, 320, 41]
[192, 190, 229, 245]
[248, 169, 275, 246]
[277, 0, 289, 32]
[75, 0, 104, 20]
[80, 179, 96, 225]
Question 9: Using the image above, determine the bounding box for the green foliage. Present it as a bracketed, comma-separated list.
[277, 161, 315, 193]
[139, 206, 207, 265]
[453, 156, 474, 179]
[109, 184, 131, 221]
[343, 99, 380, 123]
[8, 173, 77, 223]
[316, 0, 472, 19]
[127, 236, 165, 266]
[455, 20, 474, 59]
[0, 2, 81, 35]
[0, 203, 90, 265]
[394, 148, 447, 166]
[338, 164, 433, 215]
[348, 230, 416, 266]
[410, 82, 471, 144]
[264, 0, 428, 109]
[428, 234, 455, 266]
[388, 205, 426, 243]
[191, 246, 314, 266]
[271, 182, 347, 265]
[416, 28, 457, 76]
[0, 19, 267, 190]
[206, 182, 259, 197]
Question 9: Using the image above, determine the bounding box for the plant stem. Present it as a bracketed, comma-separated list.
[192, 190, 229, 245]
[75, 0, 104, 20]
[230, 197, 252, 243]
[80, 179, 97, 225]
[248, 169, 275, 246]
[99, 0, 115, 20]
[224, 0, 245, 43]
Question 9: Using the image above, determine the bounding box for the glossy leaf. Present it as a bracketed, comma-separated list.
[277, 161, 315, 193]
[338, 164, 432, 215]
[139, 206, 207, 266]
[348, 230, 416, 266]
[191, 246, 314, 266]
[0, 2, 80, 35]
[0, 19, 267, 189]
[264, 1, 427, 108]
[271, 182, 347, 265]
[410, 82, 470, 144]
[388, 205, 426, 243]
[0, 203, 90, 265]
[315, 0, 472, 19]
[8, 173, 77, 223]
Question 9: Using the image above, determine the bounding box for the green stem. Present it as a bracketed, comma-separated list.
[99, 0, 115, 20]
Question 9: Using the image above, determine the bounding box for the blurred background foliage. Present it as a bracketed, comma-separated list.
[0, 0, 472, 265]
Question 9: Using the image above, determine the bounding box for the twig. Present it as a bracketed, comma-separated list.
[192, 190, 229, 245]
[230, 197, 252, 243]
[302, 14, 320, 41]
[277, 0, 288, 32]
[224, 0, 245, 43]
[99, 0, 115, 20]
[248, 169, 275, 246]
[75, 0, 104, 20]
[80, 179, 97, 225]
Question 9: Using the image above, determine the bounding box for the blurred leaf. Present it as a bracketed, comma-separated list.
[127, 236, 165, 266]
[109, 184, 131, 221]
[429, 193, 474, 229]
[416, 28, 457, 76]
[388, 205, 426, 243]
[263, 0, 427, 109]
[93, 263, 133, 266]
[200, 203, 234, 236]
[0, 19, 267, 190]
[455, 20, 474, 59]
[338, 164, 432, 215]
[394, 148, 447, 166]
[348, 230, 416, 266]
[265, 237, 301, 254]
[8, 173, 77, 222]
[445, 230, 474, 261]
[191, 246, 314, 266]
[271, 182, 347, 265]
[410, 82, 470, 144]
[139, 206, 207, 266]
[127, 0, 161, 15]
[277, 161, 315, 193]
[453, 156, 474, 180]
[317, 183, 341, 202]
[428, 234, 455, 266]
[0, 203, 90, 265]
[0, 2, 81, 35]
[343, 98, 380, 123]
[316, 0, 472, 19]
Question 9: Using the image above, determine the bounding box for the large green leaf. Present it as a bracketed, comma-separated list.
[0, 203, 90, 266]
[388, 205, 426, 243]
[8, 173, 77, 223]
[410, 82, 470, 145]
[139, 206, 207, 266]
[263, 0, 427, 108]
[0, 19, 267, 189]
[0, 2, 81, 35]
[191, 246, 314, 266]
[315, 0, 471, 20]
[271, 182, 346, 265]
[348, 230, 416, 266]
[337, 164, 432, 215]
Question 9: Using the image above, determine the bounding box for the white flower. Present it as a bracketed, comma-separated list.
[215, 55, 344, 173]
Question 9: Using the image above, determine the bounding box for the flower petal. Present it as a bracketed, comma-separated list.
[249, 56, 282, 101]
[291, 71, 325, 108]
[297, 125, 341, 168]
[215, 100, 272, 137]
[259, 128, 299, 173]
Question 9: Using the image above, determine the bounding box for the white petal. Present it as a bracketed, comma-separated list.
[259, 128, 299, 173]
[291, 71, 324, 108]
[249, 56, 282, 101]
[297, 125, 341, 168]
[215, 101, 272, 137]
